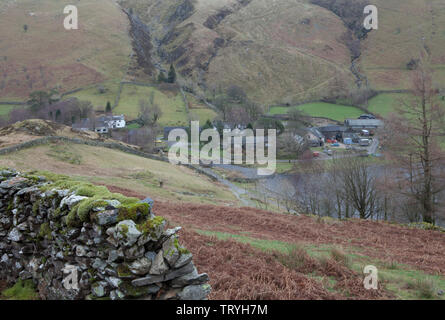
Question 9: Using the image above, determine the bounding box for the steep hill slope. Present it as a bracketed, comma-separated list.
[3, 0, 443, 107]
[120, 0, 445, 105]
[0, 141, 238, 206]
[0, 0, 132, 100]
[361, 0, 445, 90]
[121, 0, 355, 105]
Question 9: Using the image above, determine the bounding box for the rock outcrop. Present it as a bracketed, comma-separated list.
[0, 169, 210, 300]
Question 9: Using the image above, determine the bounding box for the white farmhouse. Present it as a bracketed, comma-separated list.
[105, 115, 126, 129]
[72, 115, 126, 133]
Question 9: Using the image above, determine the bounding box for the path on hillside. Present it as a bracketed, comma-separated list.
[197, 166, 255, 207]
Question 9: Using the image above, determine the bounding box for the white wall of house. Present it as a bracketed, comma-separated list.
[105, 117, 126, 129]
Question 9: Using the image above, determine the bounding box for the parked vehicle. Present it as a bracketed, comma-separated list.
[358, 114, 376, 120]
[359, 138, 371, 147]
[309, 140, 321, 147]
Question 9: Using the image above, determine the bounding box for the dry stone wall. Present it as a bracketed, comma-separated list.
[0, 168, 210, 300]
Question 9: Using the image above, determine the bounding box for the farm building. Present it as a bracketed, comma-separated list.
[72, 115, 126, 133]
[318, 125, 348, 141]
[344, 119, 383, 131]
[306, 127, 325, 146]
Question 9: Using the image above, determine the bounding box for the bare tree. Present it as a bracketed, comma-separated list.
[278, 131, 309, 160]
[383, 64, 445, 224]
[214, 96, 231, 121]
[138, 92, 163, 127]
[332, 155, 379, 219]
[244, 100, 263, 123]
[79, 101, 94, 119]
[227, 85, 247, 103]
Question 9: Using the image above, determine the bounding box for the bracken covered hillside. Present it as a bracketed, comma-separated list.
[106, 185, 445, 300]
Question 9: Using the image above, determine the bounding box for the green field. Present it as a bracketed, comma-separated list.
[368, 93, 445, 118]
[189, 108, 218, 124]
[0, 105, 19, 118]
[368, 93, 410, 117]
[186, 93, 218, 124]
[269, 102, 363, 122]
[114, 85, 189, 126]
[65, 81, 121, 111]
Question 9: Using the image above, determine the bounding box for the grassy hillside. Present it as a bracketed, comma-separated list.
[187, 93, 219, 123]
[114, 84, 189, 126]
[120, 0, 356, 105]
[0, 104, 19, 118]
[367, 93, 410, 117]
[3, 0, 444, 117]
[0, 142, 238, 206]
[361, 0, 445, 90]
[269, 102, 363, 122]
[0, 0, 132, 100]
[119, 0, 445, 107]
[65, 80, 122, 111]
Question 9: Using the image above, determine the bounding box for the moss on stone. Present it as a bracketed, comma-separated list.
[119, 224, 129, 237]
[76, 197, 109, 222]
[66, 203, 81, 227]
[1, 280, 39, 300]
[119, 281, 152, 298]
[38, 222, 52, 240]
[38, 175, 143, 226]
[30, 171, 69, 183]
[136, 216, 165, 238]
[91, 296, 111, 301]
[6, 200, 14, 215]
[173, 237, 190, 255]
[53, 207, 63, 217]
[117, 264, 132, 278]
[74, 185, 109, 198]
[32, 200, 40, 216]
[117, 203, 150, 222]
[40, 178, 139, 204]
